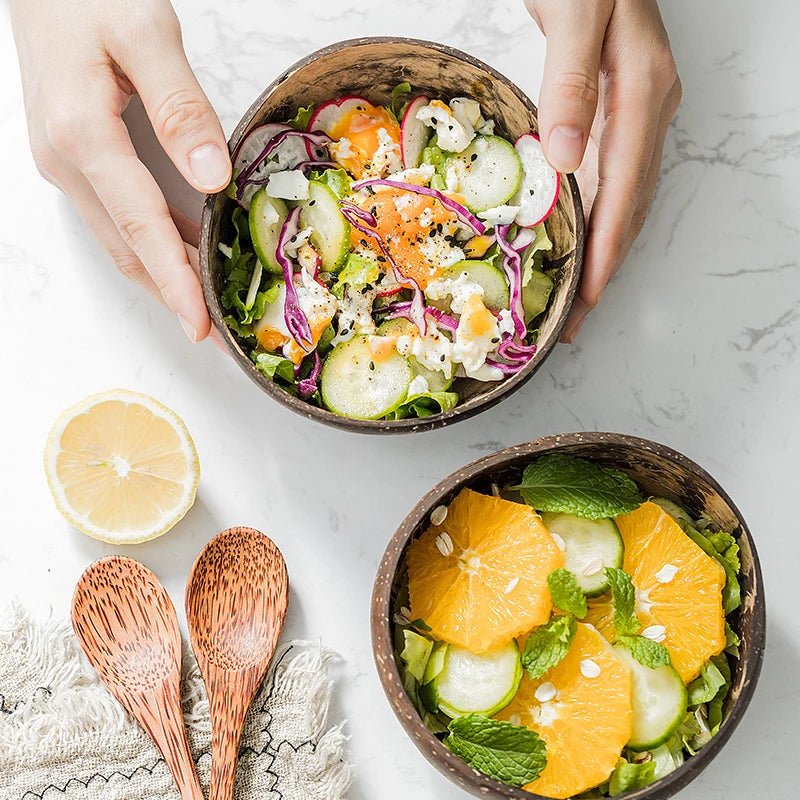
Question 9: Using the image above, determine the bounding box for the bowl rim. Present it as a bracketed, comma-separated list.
[370, 431, 766, 800]
[199, 36, 584, 434]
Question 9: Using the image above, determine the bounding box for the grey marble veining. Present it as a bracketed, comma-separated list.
[0, 2, 798, 798]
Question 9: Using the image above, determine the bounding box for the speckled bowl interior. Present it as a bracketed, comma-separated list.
[371, 433, 765, 800]
[200, 37, 584, 434]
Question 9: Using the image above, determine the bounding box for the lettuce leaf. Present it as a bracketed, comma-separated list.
[385, 391, 459, 420]
[287, 104, 314, 130]
[390, 81, 412, 121]
[400, 629, 434, 683]
[251, 351, 295, 383]
[687, 658, 727, 705]
[608, 759, 656, 796]
[309, 167, 352, 199]
[332, 253, 380, 299]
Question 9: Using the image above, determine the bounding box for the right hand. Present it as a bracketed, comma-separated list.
[9, 0, 231, 343]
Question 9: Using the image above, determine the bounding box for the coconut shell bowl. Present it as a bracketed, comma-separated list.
[371, 432, 765, 799]
[200, 37, 584, 433]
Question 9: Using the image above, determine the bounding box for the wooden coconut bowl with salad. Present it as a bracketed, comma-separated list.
[371, 433, 765, 799]
[200, 37, 584, 433]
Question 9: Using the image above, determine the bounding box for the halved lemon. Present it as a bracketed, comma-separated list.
[44, 390, 199, 544]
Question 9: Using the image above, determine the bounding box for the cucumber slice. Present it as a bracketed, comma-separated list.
[430, 640, 522, 718]
[541, 513, 624, 596]
[249, 190, 289, 274]
[444, 135, 523, 213]
[442, 260, 510, 312]
[320, 335, 413, 419]
[613, 644, 688, 751]
[298, 180, 350, 272]
[376, 319, 453, 392]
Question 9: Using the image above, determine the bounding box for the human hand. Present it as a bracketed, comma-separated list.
[524, 0, 681, 342]
[10, 0, 231, 343]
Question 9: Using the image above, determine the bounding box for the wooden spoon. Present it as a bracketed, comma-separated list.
[186, 527, 289, 800]
[71, 556, 203, 800]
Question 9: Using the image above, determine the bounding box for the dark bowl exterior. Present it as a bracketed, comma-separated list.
[200, 37, 584, 434]
[371, 433, 765, 799]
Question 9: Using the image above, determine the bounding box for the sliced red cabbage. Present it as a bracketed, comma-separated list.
[297, 351, 322, 398]
[276, 207, 313, 347]
[496, 224, 527, 339]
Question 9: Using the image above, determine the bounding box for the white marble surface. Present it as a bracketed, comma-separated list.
[1, 1, 799, 798]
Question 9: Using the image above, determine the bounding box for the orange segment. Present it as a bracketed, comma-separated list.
[407, 488, 563, 653]
[584, 501, 726, 683]
[351, 187, 462, 289]
[496, 623, 632, 799]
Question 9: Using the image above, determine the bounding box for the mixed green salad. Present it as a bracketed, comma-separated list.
[393, 455, 743, 798]
[218, 84, 562, 420]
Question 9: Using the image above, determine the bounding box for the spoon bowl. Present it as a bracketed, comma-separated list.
[186, 527, 289, 800]
[72, 556, 203, 800]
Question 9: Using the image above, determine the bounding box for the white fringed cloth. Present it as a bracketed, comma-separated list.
[0, 601, 353, 799]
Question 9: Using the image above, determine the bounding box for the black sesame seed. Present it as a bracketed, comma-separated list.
[491, 337, 500, 344]
[368, 361, 375, 371]
[429, 229, 437, 238]
[448, 124, 454, 130]
[440, 354, 446, 362]
[470, 153, 478, 162]
[309, 199, 316, 206]
[529, 189, 535, 196]
[377, 255, 387, 262]
[370, 206, 378, 216]
[437, 223, 443, 233]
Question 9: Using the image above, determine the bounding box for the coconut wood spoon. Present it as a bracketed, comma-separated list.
[186, 527, 289, 800]
[71, 556, 203, 800]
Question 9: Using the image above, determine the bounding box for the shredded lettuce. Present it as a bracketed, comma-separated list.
[385, 391, 458, 420]
[331, 253, 380, 298]
[309, 167, 352, 199]
[251, 351, 295, 383]
[608, 759, 656, 796]
[400, 629, 434, 683]
[390, 81, 412, 121]
[287, 104, 314, 130]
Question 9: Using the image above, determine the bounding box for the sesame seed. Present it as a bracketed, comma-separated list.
[431, 505, 449, 526]
[471, 153, 478, 162]
[429, 229, 437, 238]
[435, 531, 454, 557]
[377, 255, 387, 262]
[309, 199, 316, 205]
[368, 361, 375, 371]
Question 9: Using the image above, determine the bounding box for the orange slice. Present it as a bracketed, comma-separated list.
[407, 488, 563, 653]
[496, 622, 632, 799]
[44, 390, 199, 544]
[584, 501, 726, 683]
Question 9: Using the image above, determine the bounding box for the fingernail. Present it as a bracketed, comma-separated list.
[546, 126, 584, 173]
[188, 143, 231, 191]
[178, 314, 198, 343]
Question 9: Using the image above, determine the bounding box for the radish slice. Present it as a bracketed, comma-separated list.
[307, 96, 372, 135]
[400, 95, 429, 169]
[233, 123, 307, 209]
[511, 133, 561, 228]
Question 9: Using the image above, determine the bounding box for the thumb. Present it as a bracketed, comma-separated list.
[119, 21, 231, 193]
[533, 0, 612, 173]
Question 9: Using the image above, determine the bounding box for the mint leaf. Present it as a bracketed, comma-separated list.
[620, 634, 671, 668]
[445, 715, 547, 788]
[522, 615, 576, 680]
[608, 759, 656, 796]
[547, 569, 587, 618]
[517, 455, 642, 520]
[605, 568, 641, 636]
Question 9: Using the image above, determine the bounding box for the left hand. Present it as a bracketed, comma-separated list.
[524, 0, 682, 342]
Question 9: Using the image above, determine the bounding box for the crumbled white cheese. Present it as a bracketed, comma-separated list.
[478, 204, 522, 227]
[284, 226, 313, 259]
[417, 235, 465, 271]
[425, 272, 485, 315]
[416, 100, 474, 153]
[364, 127, 403, 177]
[265, 169, 309, 200]
[497, 309, 516, 338]
[407, 374, 430, 397]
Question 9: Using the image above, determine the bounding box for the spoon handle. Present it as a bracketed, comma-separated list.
[207, 665, 263, 800]
[131, 684, 205, 800]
